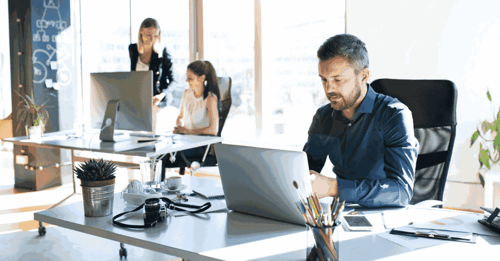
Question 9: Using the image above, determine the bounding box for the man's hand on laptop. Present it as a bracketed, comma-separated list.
[309, 170, 338, 198]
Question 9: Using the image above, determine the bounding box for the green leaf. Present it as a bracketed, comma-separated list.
[481, 120, 491, 133]
[494, 119, 500, 133]
[479, 173, 485, 187]
[487, 90, 492, 101]
[471, 130, 480, 147]
[479, 148, 491, 169]
[494, 131, 500, 151]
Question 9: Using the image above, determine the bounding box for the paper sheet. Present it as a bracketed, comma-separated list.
[172, 196, 228, 217]
[410, 212, 498, 236]
[377, 230, 451, 250]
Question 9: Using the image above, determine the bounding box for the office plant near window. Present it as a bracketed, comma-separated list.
[14, 90, 50, 139]
[470, 90, 500, 187]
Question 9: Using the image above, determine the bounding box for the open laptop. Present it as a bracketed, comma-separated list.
[214, 143, 311, 226]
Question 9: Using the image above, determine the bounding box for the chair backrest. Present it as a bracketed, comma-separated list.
[0, 113, 13, 140]
[217, 77, 232, 137]
[370, 79, 458, 204]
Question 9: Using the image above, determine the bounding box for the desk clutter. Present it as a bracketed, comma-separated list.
[479, 207, 500, 234]
[120, 179, 193, 206]
[374, 206, 500, 250]
[293, 180, 341, 261]
[193, 187, 225, 199]
[115, 180, 214, 228]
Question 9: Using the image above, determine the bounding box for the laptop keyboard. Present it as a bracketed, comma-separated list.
[129, 133, 160, 138]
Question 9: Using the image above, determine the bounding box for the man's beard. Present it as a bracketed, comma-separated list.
[329, 83, 362, 111]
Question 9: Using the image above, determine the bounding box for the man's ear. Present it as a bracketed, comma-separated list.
[199, 75, 206, 82]
[360, 68, 370, 84]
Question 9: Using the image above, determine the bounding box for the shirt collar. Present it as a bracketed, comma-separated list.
[331, 83, 376, 121]
[358, 83, 376, 114]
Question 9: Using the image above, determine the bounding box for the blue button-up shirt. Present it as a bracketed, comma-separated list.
[303, 85, 419, 207]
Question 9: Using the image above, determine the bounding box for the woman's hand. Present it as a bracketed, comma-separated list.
[173, 126, 189, 134]
[309, 170, 338, 198]
[153, 93, 166, 106]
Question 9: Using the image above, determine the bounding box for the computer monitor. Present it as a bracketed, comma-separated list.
[89, 71, 153, 142]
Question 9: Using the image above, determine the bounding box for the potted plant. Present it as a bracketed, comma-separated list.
[470, 90, 500, 187]
[14, 89, 50, 139]
[73, 158, 117, 217]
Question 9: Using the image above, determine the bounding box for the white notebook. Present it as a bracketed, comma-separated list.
[193, 187, 225, 199]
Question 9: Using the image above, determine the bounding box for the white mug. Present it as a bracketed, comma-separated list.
[166, 176, 182, 190]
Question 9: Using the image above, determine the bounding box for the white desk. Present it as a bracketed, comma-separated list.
[35, 176, 307, 260]
[5, 131, 223, 158]
[34, 176, 500, 260]
[5, 132, 223, 234]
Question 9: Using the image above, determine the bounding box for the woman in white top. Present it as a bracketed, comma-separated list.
[174, 60, 220, 135]
[162, 60, 220, 177]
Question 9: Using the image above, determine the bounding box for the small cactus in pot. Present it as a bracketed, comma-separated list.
[74, 158, 117, 187]
[74, 159, 117, 217]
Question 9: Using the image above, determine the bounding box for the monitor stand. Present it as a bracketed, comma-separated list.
[99, 100, 130, 142]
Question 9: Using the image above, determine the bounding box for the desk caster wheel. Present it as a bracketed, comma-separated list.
[119, 243, 127, 259]
[119, 248, 127, 258]
[38, 226, 46, 236]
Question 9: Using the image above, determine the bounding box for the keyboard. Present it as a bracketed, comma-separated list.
[129, 132, 161, 138]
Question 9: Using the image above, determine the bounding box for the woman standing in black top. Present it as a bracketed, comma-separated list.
[129, 18, 174, 111]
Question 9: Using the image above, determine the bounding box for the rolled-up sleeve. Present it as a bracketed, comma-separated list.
[337, 104, 418, 207]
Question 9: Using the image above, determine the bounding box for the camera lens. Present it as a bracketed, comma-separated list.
[144, 198, 161, 228]
[145, 198, 160, 209]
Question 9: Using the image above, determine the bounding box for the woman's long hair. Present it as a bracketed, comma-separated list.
[187, 60, 220, 100]
[137, 18, 162, 55]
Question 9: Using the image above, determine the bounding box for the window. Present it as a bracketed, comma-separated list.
[203, 0, 255, 142]
[0, 0, 11, 119]
[260, 0, 345, 148]
[80, 0, 130, 123]
[77, 0, 345, 146]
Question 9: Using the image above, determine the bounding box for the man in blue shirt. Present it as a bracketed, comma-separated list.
[304, 34, 419, 207]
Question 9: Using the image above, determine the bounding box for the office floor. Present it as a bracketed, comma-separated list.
[0, 144, 191, 260]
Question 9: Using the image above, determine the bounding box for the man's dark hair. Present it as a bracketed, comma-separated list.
[317, 34, 369, 73]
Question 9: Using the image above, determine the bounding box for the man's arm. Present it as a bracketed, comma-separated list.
[338, 105, 418, 207]
[303, 108, 329, 173]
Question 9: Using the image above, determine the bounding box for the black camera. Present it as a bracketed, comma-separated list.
[143, 198, 166, 228]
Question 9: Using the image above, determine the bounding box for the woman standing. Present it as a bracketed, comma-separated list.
[129, 18, 174, 130]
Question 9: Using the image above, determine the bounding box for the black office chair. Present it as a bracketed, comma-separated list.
[167, 76, 232, 177]
[370, 79, 458, 206]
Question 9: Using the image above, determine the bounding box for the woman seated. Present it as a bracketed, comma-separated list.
[162, 60, 220, 177]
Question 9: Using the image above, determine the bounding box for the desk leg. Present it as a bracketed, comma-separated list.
[71, 149, 76, 193]
[46, 150, 77, 210]
[119, 242, 128, 258]
[38, 221, 46, 236]
[200, 145, 210, 166]
[38, 150, 78, 237]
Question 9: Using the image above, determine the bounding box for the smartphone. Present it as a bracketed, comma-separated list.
[343, 215, 374, 231]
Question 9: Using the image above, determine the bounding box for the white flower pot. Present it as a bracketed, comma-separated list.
[28, 126, 42, 139]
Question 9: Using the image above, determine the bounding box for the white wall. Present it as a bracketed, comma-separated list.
[347, 0, 500, 210]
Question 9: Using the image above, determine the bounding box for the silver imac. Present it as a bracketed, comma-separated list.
[90, 71, 153, 142]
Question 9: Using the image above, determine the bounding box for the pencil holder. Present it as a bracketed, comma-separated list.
[306, 222, 340, 261]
